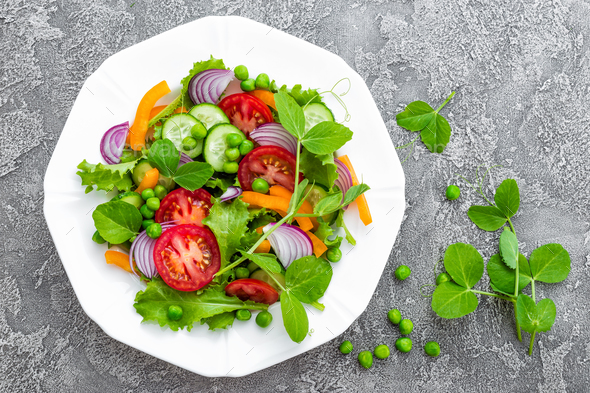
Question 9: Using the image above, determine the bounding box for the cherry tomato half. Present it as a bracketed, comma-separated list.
[224, 278, 279, 305]
[217, 93, 273, 137]
[155, 188, 213, 226]
[153, 224, 221, 291]
[238, 146, 300, 192]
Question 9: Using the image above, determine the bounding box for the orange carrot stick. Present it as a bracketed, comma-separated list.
[105, 250, 134, 273]
[306, 231, 328, 257]
[241, 192, 313, 231]
[247, 90, 276, 110]
[337, 155, 372, 226]
[254, 240, 271, 253]
[129, 81, 171, 151]
[269, 185, 318, 229]
[135, 168, 159, 194]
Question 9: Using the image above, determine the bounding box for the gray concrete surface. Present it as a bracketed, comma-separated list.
[2, 0, 590, 391]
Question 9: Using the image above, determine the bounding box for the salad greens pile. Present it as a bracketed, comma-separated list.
[77, 56, 370, 341]
[430, 169, 571, 355]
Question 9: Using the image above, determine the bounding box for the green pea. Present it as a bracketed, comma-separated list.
[256, 311, 273, 328]
[395, 337, 412, 353]
[92, 230, 106, 244]
[154, 184, 168, 200]
[436, 272, 452, 285]
[374, 344, 390, 359]
[326, 247, 342, 262]
[226, 133, 243, 148]
[225, 147, 241, 161]
[119, 150, 136, 163]
[140, 204, 155, 219]
[446, 185, 460, 200]
[339, 340, 353, 354]
[236, 267, 250, 279]
[191, 122, 207, 140]
[239, 140, 254, 155]
[142, 219, 155, 230]
[168, 305, 183, 321]
[255, 73, 270, 89]
[183, 136, 198, 150]
[252, 178, 270, 194]
[247, 261, 260, 273]
[146, 223, 162, 239]
[240, 78, 256, 92]
[358, 351, 373, 369]
[395, 265, 411, 280]
[234, 65, 249, 81]
[146, 197, 160, 211]
[223, 161, 239, 174]
[141, 188, 155, 201]
[424, 341, 441, 357]
[399, 319, 414, 335]
[387, 309, 402, 325]
[236, 309, 251, 321]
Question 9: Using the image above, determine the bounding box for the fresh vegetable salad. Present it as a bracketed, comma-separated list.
[77, 56, 371, 343]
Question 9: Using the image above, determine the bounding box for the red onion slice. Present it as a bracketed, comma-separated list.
[129, 223, 176, 278]
[334, 158, 353, 210]
[250, 123, 298, 155]
[178, 152, 193, 168]
[220, 186, 242, 202]
[100, 121, 129, 164]
[188, 69, 234, 105]
[263, 223, 313, 268]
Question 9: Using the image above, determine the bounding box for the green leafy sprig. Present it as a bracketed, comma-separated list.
[395, 91, 455, 158]
[429, 171, 571, 355]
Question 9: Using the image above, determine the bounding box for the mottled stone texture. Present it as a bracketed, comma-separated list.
[1, 0, 589, 391]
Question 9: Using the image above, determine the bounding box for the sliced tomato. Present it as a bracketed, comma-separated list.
[217, 93, 273, 137]
[155, 188, 212, 226]
[238, 146, 300, 192]
[153, 225, 221, 291]
[225, 278, 279, 305]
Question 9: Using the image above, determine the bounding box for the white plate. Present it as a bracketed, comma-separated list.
[43, 16, 405, 377]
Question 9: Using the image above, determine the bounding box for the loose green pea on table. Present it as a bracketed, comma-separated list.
[358, 351, 373, 369]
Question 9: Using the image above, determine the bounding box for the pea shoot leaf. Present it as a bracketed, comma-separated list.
[242, 252, 282, 274]
[280, 291, 309, 343]
[494, 179, 520, 218]
[342, 184, 370, 207]
[173, 161, 215, 191]
[299, 149, 338, 191]
[443, 243, 484, 289]
[76, 159, 136, 194]
[202, 197, 250, 266]
[499, 228, 519, 269]
[467, 205, 507, 231]
[431, 282, 479, 319]
[313, 219, 343, 249]
[313, 192, 342, 215]
[301, 121, 353, 155]
[419, 113, 451, 154]
[396, 101, 436, 131]
[285, 256, 333, 303]
[528, 243, 571, 283]
[516, 295, 556, 334]
[134, 279, 267, 332]
[274, 90, 306, 139]
[487, 253, 531, 294]
[203, 312, 235, 331]
[335, 209, 356, 246]
[148, 139, 180, 177]
[92, 200, 142, 243]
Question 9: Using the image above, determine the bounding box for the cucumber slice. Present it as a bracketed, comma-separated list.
[188, 103, 230, 130]
[250, 270, 286, 294]
[162, 113, 203, 158]
[132, 160, 175, 191]
[304, 103, 334, 132]
[203, 123, 246, 172]
[305, 184, 337, 224]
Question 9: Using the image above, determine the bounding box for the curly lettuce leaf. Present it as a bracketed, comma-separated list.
[279, 84, 322, 106]
[299, 149, 338, 190]
[202, 312, 235, 331]
[202, 197, 250, 266]
[76, 159, 137, 193]
[134, 278, 267, 332]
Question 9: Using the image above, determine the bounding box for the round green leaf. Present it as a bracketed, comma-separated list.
[516, 294, 556, 334]
[487, 254, 531, 294]
[92, 200, 142, 244]
[494, 179, 520, 218]
[431, 282, 478, 319]
[529, 243, 571, 283]
[498, 228, 519, 269]
[280, 291, 309, 343]
[443, 243, 484, 289]
[467, 205, 507, 232]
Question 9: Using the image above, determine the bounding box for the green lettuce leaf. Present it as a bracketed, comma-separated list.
[203, 312, 235, 331]
[134, 278, 267, 331]
[280, 84, 322, 106]
[76, 159, 137, 193]
[299, 149, 338, 190]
